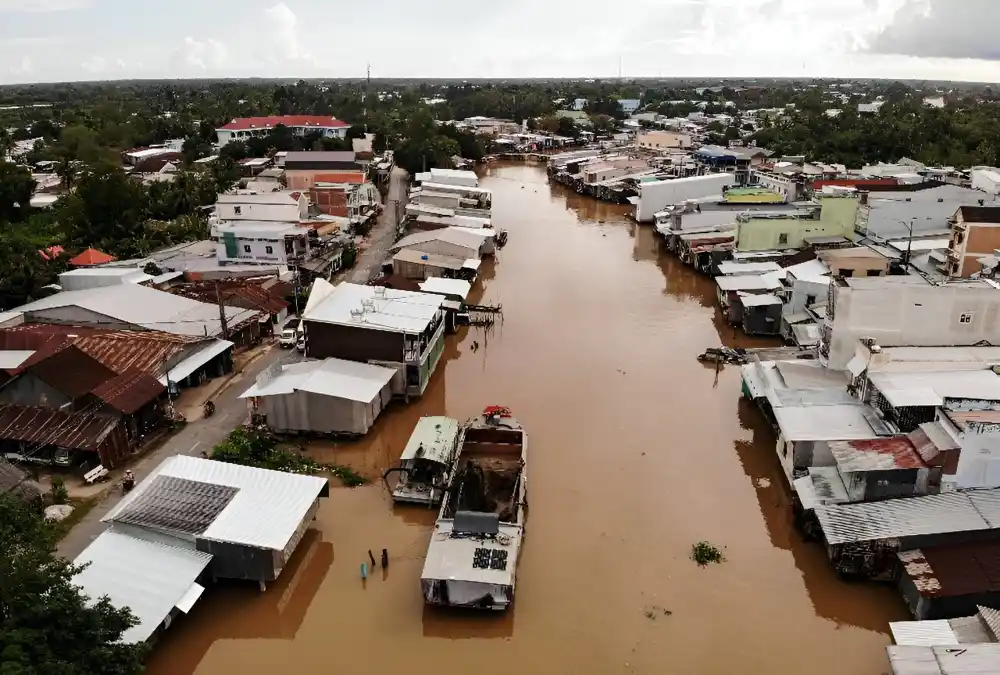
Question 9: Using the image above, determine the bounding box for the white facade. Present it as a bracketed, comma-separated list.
[754, 171, 799, 202]
[972, 169, 1000, 196]
[215, 192, 308, 222]
[214, 222, 310, 266]
[216, 124, 347, 147]
[618, 99, 641, 115]
[634, 173, 735, 222]
[824, 278, 1000, 370]
[428, 168, 478, 187]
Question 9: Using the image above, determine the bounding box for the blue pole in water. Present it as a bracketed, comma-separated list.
[360, 562, 368, 579]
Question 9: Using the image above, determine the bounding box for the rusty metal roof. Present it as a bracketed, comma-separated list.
[91, 368, 165, 414]
[0, 404, 119, 452]
[898, 542, 1000, 599]
[829, 437, 928, 472]
[28, 346, 117, 399]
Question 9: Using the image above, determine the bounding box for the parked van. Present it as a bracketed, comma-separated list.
[279, 328, 297, 348]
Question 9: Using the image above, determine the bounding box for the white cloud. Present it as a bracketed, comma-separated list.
[0, 0, 92, 11]
[868, 0, 1000, 61]
[81, 55, 106, 73]
[179, 36, 229, 70]
[262, 3, 314, 67]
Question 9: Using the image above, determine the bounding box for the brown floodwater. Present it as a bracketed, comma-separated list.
[146, 163, 908, 675]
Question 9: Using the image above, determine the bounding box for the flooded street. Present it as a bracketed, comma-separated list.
[147, 163, 908, 675]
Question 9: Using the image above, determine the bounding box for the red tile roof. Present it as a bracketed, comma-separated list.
[91, 368, 165, 414]
[69, 247, 116, 266]
[218, 115, 349, 131]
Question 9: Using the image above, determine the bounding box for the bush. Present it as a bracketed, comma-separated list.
[691, 541, 725, 566]
[49, 476, 69, 505]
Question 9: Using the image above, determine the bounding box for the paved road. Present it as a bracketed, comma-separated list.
[349, 166, 408, 283]
[57, 345, 308, 559]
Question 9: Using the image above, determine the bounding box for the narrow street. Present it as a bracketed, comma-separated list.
[57, 167, 410, 559]
[349, 166, 407, 283]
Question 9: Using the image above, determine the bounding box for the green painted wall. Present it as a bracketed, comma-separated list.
[735, 197, 859, 252]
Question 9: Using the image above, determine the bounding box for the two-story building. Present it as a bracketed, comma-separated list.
[635, 130, 692, 151]
[215, 192, 308, 223]
[302, 282, 446, 398]
[214, 222, 311, 266]
[944, 206, 1000, 278]
[215, 115, 350, 147]
[284, 151, 364, 190]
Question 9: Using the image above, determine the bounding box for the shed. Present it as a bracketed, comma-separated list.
[897, 542, 1000, 620]
[736, 292, 782, 335]
[72, 528, 214, 644]
[240, 358, 396, 435]
[829, 437, 931, 502]
[103, 455, 329, 586]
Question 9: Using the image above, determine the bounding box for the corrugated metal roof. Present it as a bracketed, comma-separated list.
[816, 491, 999, 546]
[28, 345, 117, 399]
[830, 437, 927, 472]
[887, 644, 1000, 675]
[977, 606, 1000, 640]
[240, 357, 396, 403]
[72, 527, 213, 644]
[399, 417, 460, 464]
[773, 404, 879, 442]
[104, 455, 328, 550]
[949, 616, 993, 644]
[716, 275, 781, 291]
[0, 404, 119, 452]
[304, 283, 444, 334]
[161, 340, 232, 385]
[891, 620, 960, 646]
[869, 370, 1000, 408]
[91, 368, 165, 414]
[113, 475, 240, 535]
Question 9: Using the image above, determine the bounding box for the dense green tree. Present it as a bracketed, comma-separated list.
[0, 163, 35, 222]
[0, 492, 144, 674]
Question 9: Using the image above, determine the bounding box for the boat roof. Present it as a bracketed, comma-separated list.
[400, 416, 461, 464]
[421, 520, 521, 587]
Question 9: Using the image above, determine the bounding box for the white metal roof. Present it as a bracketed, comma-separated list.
[392, 227, 489, 253]
[815, 490, 1000, 545]
[738, 292, 782, 307]
[772, 404, 878, 442]
[419, 278, 472, 301]
[214, 221, 302, 237]
[887, 644, 1000, 675]
[400, 416, 460, 463]
[868, 370, 1000, 408]
[160, 340, 234, 385]
[0, 350, 34, 369]
[8, 284, 259, 338]
[217, 192, 298, 205]
[73, 527, 213, 644]
[304, 282, 444, 334]
[393, 249, 467, 270]
[890, 620, 960, 646]
[104, 455, 328, 550]
[716, 275, 781, 292]
[717, 261, 782, 276]
[240, 357, 396, 403]
[421, 521, 521, 586]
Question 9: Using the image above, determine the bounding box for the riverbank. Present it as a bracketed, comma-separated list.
[144, 162, 906, 675]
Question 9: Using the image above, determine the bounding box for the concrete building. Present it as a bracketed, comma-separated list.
[734, 195, 859, 252]
[618, 99, 641, 115]
[283, 151, 363, 190]
[241, 358, 397, 435]
[817, 247, 890, 279]
[302, 282, 446, 397]
[945, 206, 1000, 278]
[858, 184, 994, 240]
[391, 227, 492, 260]
[971, 168, 1000, 196]
[215, 115, 349, 147]
[213, 222, 311, 267]
[820, 276, 1000, 370]
[635, 130, 692, 151]
[634, 173, 736, 223]
[215, 192, 308, 223]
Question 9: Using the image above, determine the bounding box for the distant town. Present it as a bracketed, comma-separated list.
[6, 77, 1000, 675]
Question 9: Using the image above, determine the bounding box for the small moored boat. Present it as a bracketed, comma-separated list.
[420, 406, 527, 610]
[384, 416, 462, 506]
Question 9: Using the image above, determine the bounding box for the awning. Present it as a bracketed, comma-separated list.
[161, 340, 234, 385]
[846, 355, 867, 377]
[174, 582, 206, 613]
[462, 258, 482, 271]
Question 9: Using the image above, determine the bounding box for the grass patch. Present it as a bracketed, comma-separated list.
[691, 541, 725, 566]
[51, 496, 100, 540]
[211, 427, 369, 487]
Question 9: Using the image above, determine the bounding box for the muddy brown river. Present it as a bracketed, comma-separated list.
[146, 163, 908, 675]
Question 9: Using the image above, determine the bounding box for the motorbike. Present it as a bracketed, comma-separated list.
[203, 400, 216, 418]
[696, 347, 749, 365]
[122, 476, 135, 494]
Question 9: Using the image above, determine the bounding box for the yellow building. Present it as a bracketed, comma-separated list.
[735, 195, 859, 252]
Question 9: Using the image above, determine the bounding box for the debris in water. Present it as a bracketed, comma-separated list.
[360, 562, 368, 579]
[368, 550, 376, 568]
[691, 541, 725, 566]
[381, 548, 389, 568]
[643, 604, 673, 620]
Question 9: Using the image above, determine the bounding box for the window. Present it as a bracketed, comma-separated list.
[265, 245, 273, 254]
[866, 269, 881, 277]
[234, 206, 242, 215]
[805, 294, 816, 306]
[777, 233, 789, 245]
[960, 312, 974, 324]
[243, 244, 251, 253]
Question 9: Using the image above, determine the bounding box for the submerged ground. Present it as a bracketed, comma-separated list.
[145, 163, 908, 675]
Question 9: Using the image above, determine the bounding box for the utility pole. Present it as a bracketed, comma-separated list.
[215, 280, 229, 340]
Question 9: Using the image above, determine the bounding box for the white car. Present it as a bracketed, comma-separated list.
[296, 336, 306, 353]
[279, 328, 297, 348]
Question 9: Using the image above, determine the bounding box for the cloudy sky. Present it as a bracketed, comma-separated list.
[1, 0, 998, 84]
